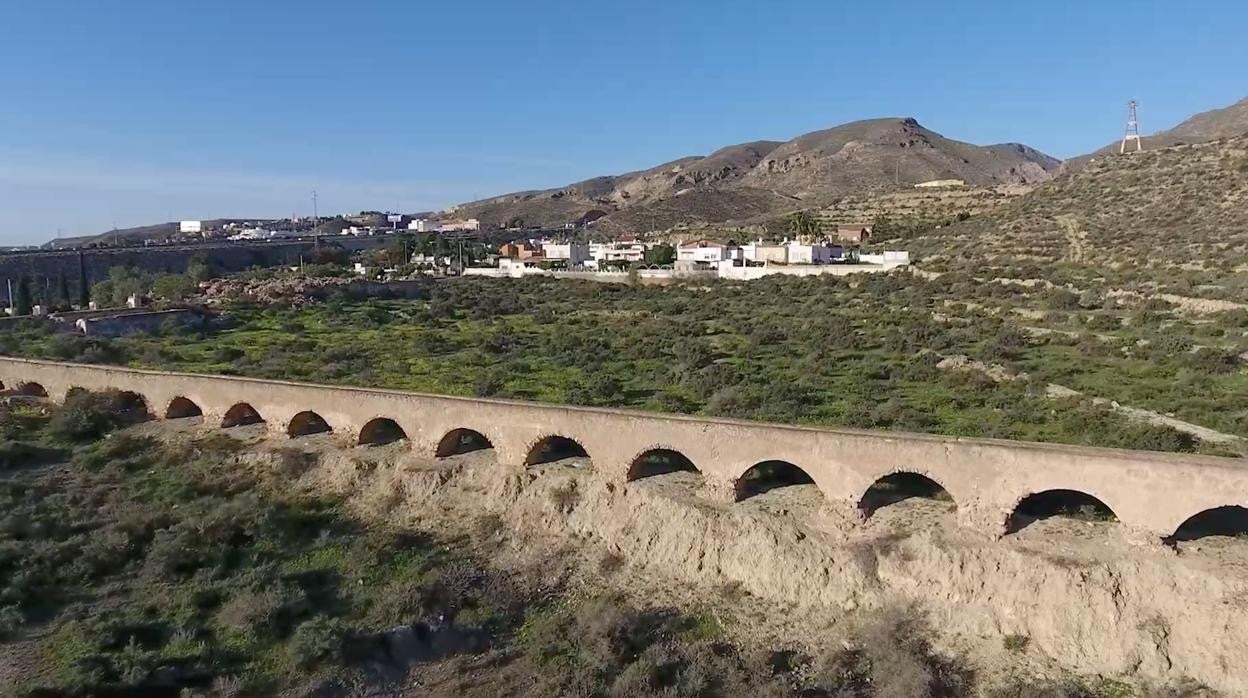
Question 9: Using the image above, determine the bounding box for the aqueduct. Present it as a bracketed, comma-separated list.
[3, 356, 1246, 541]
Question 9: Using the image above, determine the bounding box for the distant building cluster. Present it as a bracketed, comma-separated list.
[407, 218, 481, 233]
[487, 225, 897, 278]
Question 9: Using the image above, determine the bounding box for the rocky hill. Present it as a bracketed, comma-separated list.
[453, 117, 1060, 234]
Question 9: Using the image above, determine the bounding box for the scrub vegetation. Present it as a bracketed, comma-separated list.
[1, 392, 1198, 696]
[3, 266, 1244, 455]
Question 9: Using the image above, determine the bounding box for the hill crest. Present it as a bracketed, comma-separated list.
[452, 117, 1060, 234]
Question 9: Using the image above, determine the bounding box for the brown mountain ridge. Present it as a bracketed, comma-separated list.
[452, 117, 1062, 233]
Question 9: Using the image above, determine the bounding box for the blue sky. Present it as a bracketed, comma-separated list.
[1, 0, 1245, 243]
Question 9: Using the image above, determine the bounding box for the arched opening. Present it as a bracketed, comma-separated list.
[165, 396, 203, 419]
[113, 391, 153, 423]
[436, 428, 493, 457]
[17, 382, 48, 398]
[1168, 506, 1248, 543]
[222, 402, 265, 428]
[525, 435, 589, 467]
[287, 411, 332, 438]
[1006, 489, 1118, 534]
[735, 460, 815, 501]
[358, 418, 407, 446]
[858, 472, 954, 517]
[627, 449, 700, 481]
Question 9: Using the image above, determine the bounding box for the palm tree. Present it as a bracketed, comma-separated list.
[788, 210, 819, 238]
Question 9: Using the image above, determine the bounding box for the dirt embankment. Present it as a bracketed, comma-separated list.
[187, 432, 1248, 694]
[175, 424, 1248, 696]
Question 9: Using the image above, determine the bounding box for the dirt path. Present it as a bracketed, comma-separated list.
[937, 354, 1244, 447]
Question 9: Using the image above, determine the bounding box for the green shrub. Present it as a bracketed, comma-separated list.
[0, 605, 23, 640]
[288, 616, 348, 668]
[1002, 634, 1030, 652]
[48, 390, 149, 442]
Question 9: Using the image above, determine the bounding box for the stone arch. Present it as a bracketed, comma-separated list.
[1167, 506, 1248, 543]
[358, 418, 407, 446]
[858, 471, 955, 517]
[113, 390, 154, 422]
[287, 410, 332, 437]
[524, 435, 590, 467]
[627, 448, 700, 482]
[735, 460, 816, 501]
[165, 396, 204, 419]
[222, 402, 265, 428]
[1006, 489, 1118, 534]
[16, 382, 48, 397]
[436, 428, 494, 457]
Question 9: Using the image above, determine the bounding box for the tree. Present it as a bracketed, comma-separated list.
[106, 266, 147, 306]
[308, 245, 349, 266]
[91, 279, 115, 307]
[643, 244, 676, 266]
[151, 273, 195, 301]
[55, 271, 70, 310]
[186, 255, 213, 283]
[76, 253, 90, 307]
[789, 210, 819, 237]
[12, 275, 32, 316]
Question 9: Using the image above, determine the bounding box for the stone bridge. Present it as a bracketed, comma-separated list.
[2, 356, 1245, 542]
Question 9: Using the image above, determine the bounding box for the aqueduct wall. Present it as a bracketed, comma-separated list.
[2, 356, 1245, 540]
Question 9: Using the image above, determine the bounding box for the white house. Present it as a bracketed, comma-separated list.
[589, 239, 648, 268]
[741, 241, 788, 264]
[677, 240, 730, 264]
[784, 241, 839, 264]
[541, 242, 591, 267]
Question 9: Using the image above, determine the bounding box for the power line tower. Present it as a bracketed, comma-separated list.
[1120, 99, 1142, 154]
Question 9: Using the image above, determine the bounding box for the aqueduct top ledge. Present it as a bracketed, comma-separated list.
[1, 356, 1245, 538]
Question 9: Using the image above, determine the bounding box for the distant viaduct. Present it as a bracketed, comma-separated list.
[2, 356, 1245, 543]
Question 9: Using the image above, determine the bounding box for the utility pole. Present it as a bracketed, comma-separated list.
[1120, 99, 1143, 154]
[311, 189, 320, 247]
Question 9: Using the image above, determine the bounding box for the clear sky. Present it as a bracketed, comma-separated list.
[1, 0, 1245, 244]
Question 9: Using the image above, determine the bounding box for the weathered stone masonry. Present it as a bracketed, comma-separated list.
[2, 356, 1244, 540]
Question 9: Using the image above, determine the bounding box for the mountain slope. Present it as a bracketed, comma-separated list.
[1069, 96, 1248, 167]
[452, 118, 1059, 233]
[908, 134, 1248, 295]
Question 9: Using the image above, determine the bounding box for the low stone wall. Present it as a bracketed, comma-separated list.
[76, 309, 205, 337]
[0, 356, 1244, 540]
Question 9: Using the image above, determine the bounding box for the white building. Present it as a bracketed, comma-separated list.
[541, 242, 591, 267]
[442, 218, 480, 232]
[784, 241, 840, 265]
[677, 240, 731, 264]
[409, 218, 481, 233]
[179, 220, 203, 234]
[741, 241, 788, 264]
[227, 228, 277, 241]
[588, 239, 648, 268]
